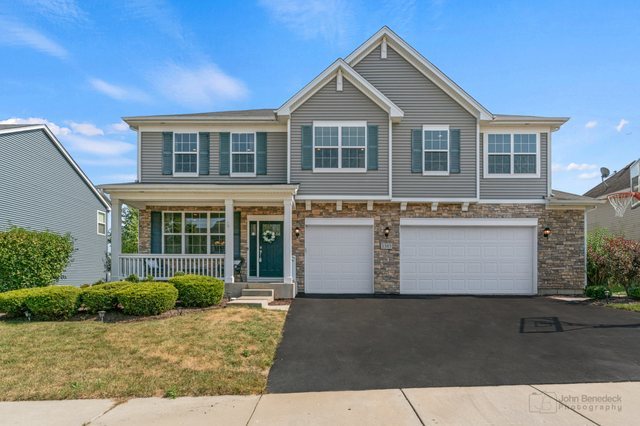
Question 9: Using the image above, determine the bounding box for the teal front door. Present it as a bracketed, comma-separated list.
[249, 221, 284, 278]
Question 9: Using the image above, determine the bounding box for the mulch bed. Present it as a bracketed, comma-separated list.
[269, 299, 292, 306]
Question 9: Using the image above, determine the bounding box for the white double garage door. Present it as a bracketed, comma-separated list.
[305, 218, 537, 295]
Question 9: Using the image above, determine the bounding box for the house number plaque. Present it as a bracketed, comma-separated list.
[380, 242, 393, 250]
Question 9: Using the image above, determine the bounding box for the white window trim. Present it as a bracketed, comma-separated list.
[230, 132, 257, 177]
[312, 120, 367, 173]
[173, 132, 199, 177]
[161, 211, 225, 255]
[97, 210, 106, 236]
[422, 125, 450, 176]
[483, 131, 541, 179]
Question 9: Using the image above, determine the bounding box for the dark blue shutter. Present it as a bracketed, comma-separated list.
[233, 211, 241, 260]
[411, 129, 422, 173]
[301, 125, 313, 170]
[219, 132, 230, 175]
[450, 129, 460, 174]
[367, 125, 378, 170]
[162, 132, 173, 175]
[256, 132, 267, 175]
[199, 132, 210, 175]
[150, 211, 162, 254]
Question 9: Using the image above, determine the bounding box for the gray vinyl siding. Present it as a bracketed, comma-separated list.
[140, 131, 287, 183]
[479, 133, 548, 199]
[0, 130, 108, 285]
[354, 45, 477, 198]
[587, 201, 640, 241]
[290, 76, 389, 196]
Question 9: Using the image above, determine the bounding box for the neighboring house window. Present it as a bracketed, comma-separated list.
[97, 211, 106, 236]
[423, 125, 449, 175]
[313, 121, 366, 171]
[486, 133, 539, 177]
[231, 133, 256, 176]
[162, 212, 225, 255]
[174, 133, 198, 176]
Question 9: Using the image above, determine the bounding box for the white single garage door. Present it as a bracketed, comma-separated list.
[400, 219, 537, 295]
[305, 219, 373, 294]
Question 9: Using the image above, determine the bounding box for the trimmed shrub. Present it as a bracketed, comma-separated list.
[117, 282, 178, 316]
[81, 282, 135, 314]
[126, 274, 140, 283]
[0, 286, 81, 320]
[0, 227, 74, 292]
[627, 286, 640, 300]
[585, 285, 608, 300]
[168, 274, 225, 307]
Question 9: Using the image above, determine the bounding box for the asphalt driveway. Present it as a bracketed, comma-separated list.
[267, 296, 640, 393]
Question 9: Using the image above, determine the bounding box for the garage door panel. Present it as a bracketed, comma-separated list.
[305, 224, 373, 294]
[401, 225, 535, 295]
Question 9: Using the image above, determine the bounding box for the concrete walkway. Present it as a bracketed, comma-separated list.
[1, 382, 636, 425]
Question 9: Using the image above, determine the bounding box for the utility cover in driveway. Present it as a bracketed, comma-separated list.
[400, 225, 535, 294]
[305, 224, 373, 294]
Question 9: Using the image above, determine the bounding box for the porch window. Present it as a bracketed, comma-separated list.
[162, 212, 225, 254]
[174, 133, 198, 176]
[231, 133, 256, 176]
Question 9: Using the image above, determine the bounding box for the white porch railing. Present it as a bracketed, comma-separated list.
[119, 254, 225, 280]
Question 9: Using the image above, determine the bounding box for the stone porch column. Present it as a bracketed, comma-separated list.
[283, 198, 293, 284]
[225, 199, 234, 284]
[110, 198, 121, 281]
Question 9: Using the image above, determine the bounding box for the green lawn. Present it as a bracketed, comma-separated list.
[0, 307, 286, 401]
[608, 303, 640, 313]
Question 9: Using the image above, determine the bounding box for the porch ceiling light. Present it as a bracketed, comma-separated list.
[384, 227, 390, 238]
[543, 227, 552, 238]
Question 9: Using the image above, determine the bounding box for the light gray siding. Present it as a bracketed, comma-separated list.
[587, 201, 640, 241]
[479, 133, 548, 199]
[0, 130, 108, 285]
[354, 45, 477, 198]
[140, 131, 287, 184]
[290, 76, 389, 196]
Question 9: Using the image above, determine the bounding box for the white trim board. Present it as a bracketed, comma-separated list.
[305, 218, 374, 226]
[400, 218, 538, 227]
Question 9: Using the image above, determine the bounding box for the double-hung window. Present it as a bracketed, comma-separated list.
[162, 212, 225, 255]
[486, 132, 539, 177]
[313, 121, 366, 171]
[97, 211, 106, 236]
[231, 133, 256, 176]
[423, 125, 449, 175]
[174, 133, 198, 176]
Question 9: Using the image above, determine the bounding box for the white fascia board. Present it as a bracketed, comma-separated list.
[345, 27, 493, 121]
[478, 199, 547, 204]
[400, 218, 538, 227]
[391, 197, 478, 203]
[306, 217, 374, 226]
[1, 125, 112, 210]
[295, 195, 391, 201]
[276, 59, 404, 121]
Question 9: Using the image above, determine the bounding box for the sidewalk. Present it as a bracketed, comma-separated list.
[1, 382, 637, 425]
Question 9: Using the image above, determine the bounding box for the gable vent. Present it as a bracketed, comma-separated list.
[381, 36, 387, 59]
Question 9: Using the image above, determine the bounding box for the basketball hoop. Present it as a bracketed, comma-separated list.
[608, 192, 640, 217]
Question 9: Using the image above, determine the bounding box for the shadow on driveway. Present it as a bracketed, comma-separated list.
[267, 296, 640, 393]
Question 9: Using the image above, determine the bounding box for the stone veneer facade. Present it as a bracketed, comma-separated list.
[139, 203, 585, 295]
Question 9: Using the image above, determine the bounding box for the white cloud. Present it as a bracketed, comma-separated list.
[0, 18, 68, 59]
[150, 63, 248, 108]
[0, 117, 71, 136]
[552, 162, 598, 172]
[101, 173, 138, 183]
[616, 119, 630, 132]
[20, 0, 88, 24]
[585, 120, 598, 129]
[578, 172, 600, 180]
[108, 121, 130, 133]
[259, 0, 353, 44]
[68, 121, 104, 137]
[63, 134, 135, 156]
[89, 78, 150, 102]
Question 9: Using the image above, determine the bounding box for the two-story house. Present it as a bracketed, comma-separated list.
[101, 27, 598, 297]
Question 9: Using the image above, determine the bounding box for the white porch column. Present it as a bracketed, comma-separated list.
[225, 199, 235, 284]
[110, 198, 122, 281]
[283, 198, 293, 284]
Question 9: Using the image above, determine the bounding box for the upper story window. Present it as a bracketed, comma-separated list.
[485, 132, 539, 178]
[97, 211, 106, 236]
[423, 125, 449, 175]
[313, 121, 366, 172]
[231, 133, 256, 176]
[174, 133, 198, 176]
[162, 212, 225, 255]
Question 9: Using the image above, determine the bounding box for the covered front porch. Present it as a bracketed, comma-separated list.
[100, 183, 299, 298]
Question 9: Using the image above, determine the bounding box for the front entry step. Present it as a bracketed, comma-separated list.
[242, 288, 275, 299]
[227, 288, 276, 309]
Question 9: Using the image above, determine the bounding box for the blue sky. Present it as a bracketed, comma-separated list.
[1, 0, 638, 194]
